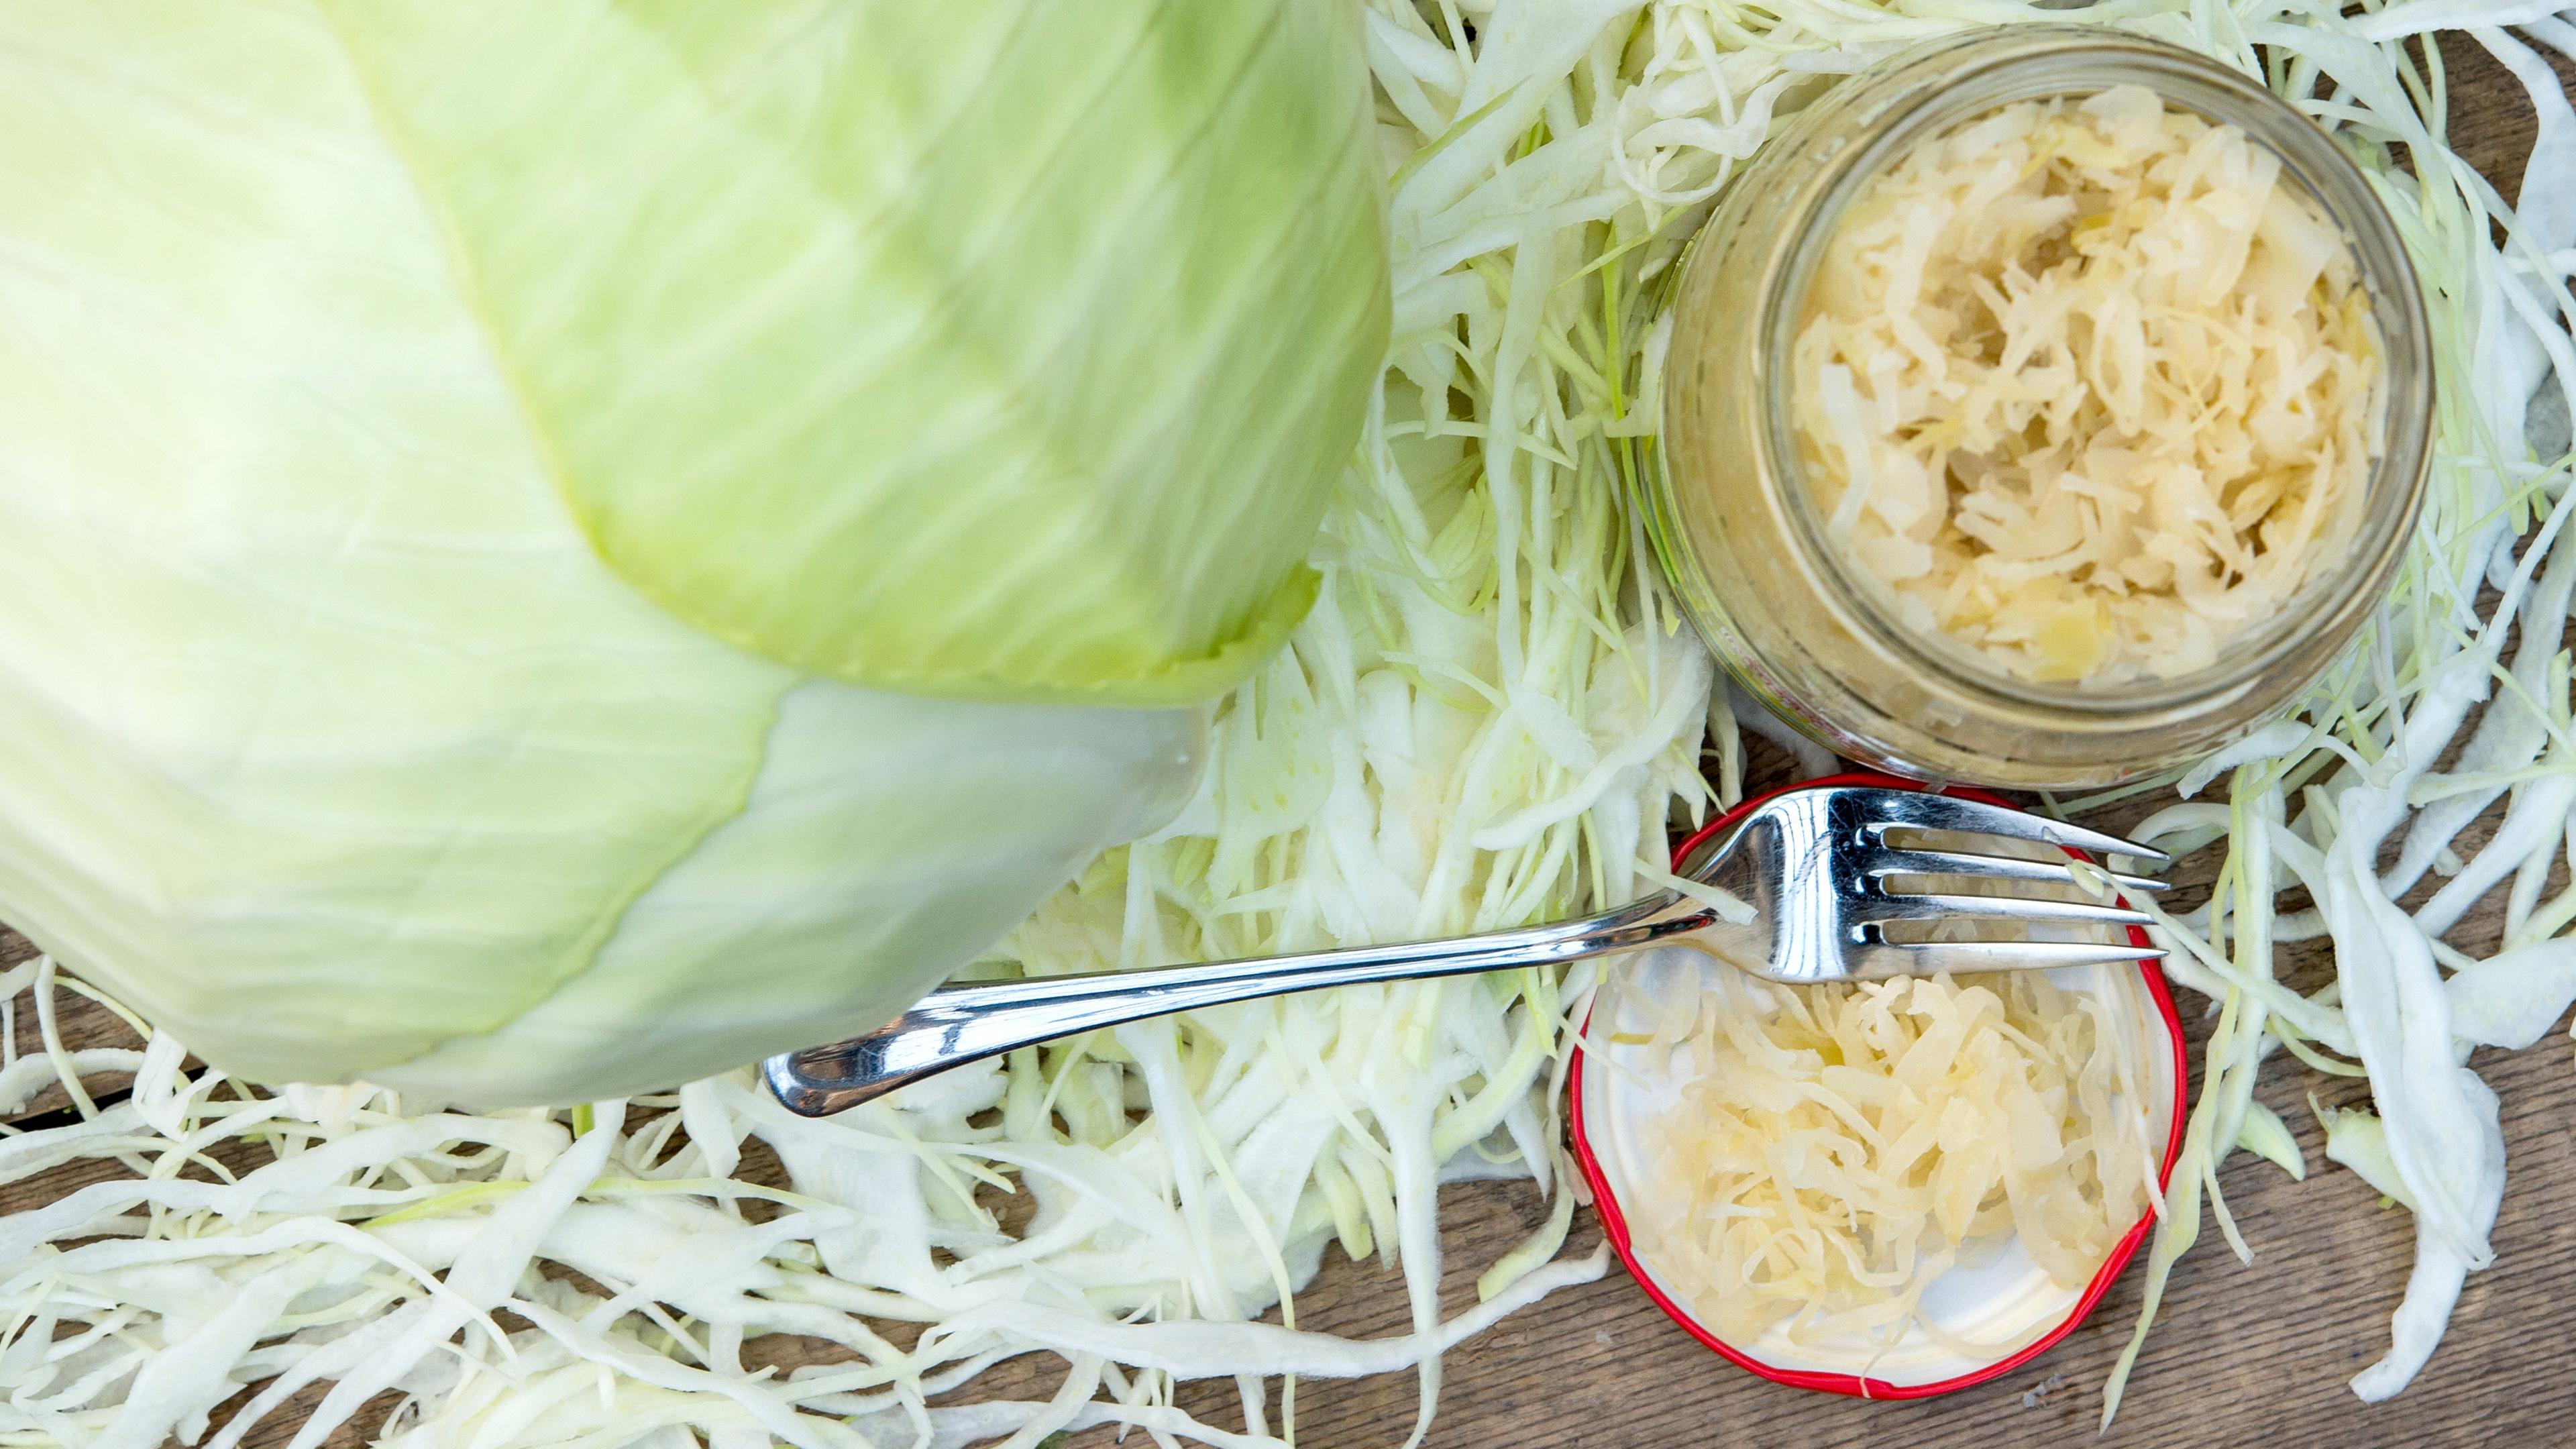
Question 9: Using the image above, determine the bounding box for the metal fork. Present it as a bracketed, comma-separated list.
[764, 785, 2166, 1117]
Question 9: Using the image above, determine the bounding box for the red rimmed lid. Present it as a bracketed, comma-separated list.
[1568, 771, 2186, 1399]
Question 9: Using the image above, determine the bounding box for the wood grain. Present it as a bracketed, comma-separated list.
[3, 29, 2570, 1449]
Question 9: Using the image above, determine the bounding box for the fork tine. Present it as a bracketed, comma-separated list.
[1853, 790, 2169, 863]
[1862, 847, 2168, 894]
[1870, 939, 2165, 975]
[1858, 891, 2150, 928]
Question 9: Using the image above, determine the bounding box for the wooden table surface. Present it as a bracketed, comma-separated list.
[4, 31, 2571, 1449]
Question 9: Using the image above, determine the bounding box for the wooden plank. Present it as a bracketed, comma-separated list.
[0, 28, 2568, 1449]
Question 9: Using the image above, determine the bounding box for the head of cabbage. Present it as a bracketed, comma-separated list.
[0, 1, 1388, 1102]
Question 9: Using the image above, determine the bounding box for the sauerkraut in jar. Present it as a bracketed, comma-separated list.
[1792, 86, 2381, 684]
[1644, 30, 2431, 788]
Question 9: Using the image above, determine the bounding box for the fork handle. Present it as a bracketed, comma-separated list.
[763, 892, 1710, 1117]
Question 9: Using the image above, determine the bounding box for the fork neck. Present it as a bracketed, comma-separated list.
[1672, 803, 1772, 908]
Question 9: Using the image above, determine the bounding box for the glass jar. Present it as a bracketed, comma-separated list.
[1646, 27, 2432, 790]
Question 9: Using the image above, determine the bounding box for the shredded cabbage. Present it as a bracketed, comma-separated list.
[2074, 15, 2576, 1419]
[1619, 968, 2150, 1345]
[0, 1, 2569, 1444]
[0, 961, 1613, 1449]
[1795, 85, 2382, 682]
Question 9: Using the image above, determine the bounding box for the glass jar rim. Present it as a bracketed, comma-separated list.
[1754, 29, 2434, 718]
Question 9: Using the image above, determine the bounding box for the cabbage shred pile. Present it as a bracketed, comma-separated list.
[0, 1, 2571, 1446]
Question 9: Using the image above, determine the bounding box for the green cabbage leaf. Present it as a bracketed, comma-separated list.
[335, 0, 1389, 706]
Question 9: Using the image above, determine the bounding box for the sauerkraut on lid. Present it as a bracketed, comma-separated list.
[1572, 941, 2179, 1392]
[1617, 965, 2147, 1348]
[1792, 84, 2382, 684]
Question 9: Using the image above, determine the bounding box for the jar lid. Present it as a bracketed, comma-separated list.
[1568, 773, 2187, 1397]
